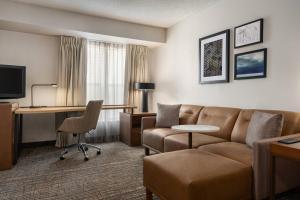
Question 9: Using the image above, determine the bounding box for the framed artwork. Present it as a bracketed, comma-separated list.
[234, 18, 263, 48]
[234, 48, 267, 80]
[199, 29, 230, 84]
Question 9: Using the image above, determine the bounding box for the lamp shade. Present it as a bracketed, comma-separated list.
[30, 83, 58, 108]
[134, 82, 155, 90]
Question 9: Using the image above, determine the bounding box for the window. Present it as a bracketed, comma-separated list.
[86, 41, 126, 142]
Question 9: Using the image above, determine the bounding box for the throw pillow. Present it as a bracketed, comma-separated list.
[246, 111, 284, 148]
[156, 103, 181, 128]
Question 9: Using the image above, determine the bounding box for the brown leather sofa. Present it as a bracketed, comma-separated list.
[142, 105, 300, 200]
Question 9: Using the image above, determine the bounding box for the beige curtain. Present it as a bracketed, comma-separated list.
[124, 44, 149, 112]
[56, 36, 87, 147]
[56, 36, 87, 106]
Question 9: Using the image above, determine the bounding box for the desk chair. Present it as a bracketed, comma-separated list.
[58, 100, 103, 161]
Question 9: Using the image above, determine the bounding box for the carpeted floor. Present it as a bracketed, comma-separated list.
[0, 142, 299, 200]
[0, 142, 149, 200]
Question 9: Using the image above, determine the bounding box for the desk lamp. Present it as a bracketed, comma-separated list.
[134, 82, 155, 112]
[30, 84, 57, 108]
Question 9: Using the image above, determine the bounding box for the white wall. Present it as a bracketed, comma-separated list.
[0, 30, 59, 142]
[149, 0, 300, 112]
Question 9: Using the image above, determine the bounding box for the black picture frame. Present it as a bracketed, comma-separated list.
[234, 18, 264, 48]
[234, 48, 267, 80]
[199, 29, 230, 84]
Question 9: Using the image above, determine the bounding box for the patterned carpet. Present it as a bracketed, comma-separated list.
[0, 142, 148, 200]
[0, 142, 299, 200]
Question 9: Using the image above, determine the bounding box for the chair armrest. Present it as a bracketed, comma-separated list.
[141, 116, 156, 132]
[253, 133, 300, 200]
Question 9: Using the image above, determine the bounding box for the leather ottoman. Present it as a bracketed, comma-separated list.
[143, 149, 252, 200]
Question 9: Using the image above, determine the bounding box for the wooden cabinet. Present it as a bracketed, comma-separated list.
[0, 103, 17, 170]
[120, 112, 156, 146]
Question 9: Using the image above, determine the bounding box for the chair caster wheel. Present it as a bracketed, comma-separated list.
[97, 150, 101, 155]
[84, 157, 89, 161]
[60, 156, 65, 160]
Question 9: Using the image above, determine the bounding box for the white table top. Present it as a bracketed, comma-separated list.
[171, 124, 220, 133]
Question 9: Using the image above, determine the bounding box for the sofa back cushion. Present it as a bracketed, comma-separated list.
[196, 107, 241, 140]
[231, 109, 300, 143]
[179, 105, 203, 125]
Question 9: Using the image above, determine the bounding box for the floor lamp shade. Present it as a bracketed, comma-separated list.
[134, 82, 155, 112]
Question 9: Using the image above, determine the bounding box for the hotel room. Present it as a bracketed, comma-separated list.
[0, 0, 300, 199]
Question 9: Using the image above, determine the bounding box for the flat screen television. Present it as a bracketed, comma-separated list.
[0, 65, 26, 99]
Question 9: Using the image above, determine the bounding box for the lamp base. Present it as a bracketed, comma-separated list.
[141, 90, 148, 112]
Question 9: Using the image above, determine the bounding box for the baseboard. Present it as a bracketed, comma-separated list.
[21, 140, 56, 148]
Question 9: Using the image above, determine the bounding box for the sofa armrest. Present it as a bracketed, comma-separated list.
[253, 133, 300, 200]
[142, 116, 156, 132]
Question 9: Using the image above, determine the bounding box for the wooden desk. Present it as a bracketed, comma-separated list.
[12, 105, 136, 166]
[270, 141, 300, 200]
[15, 105, 136, 114]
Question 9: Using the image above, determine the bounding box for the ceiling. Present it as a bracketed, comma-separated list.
[9, 0, 218, 28]
[0, 20, 163, 47]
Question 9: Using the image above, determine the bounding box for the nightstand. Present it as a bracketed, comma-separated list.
[270, 140, 300, 200]
[120, 112, 156, 146]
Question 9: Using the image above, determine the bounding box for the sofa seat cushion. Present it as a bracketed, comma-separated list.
[144, 150, 252, 200]
[198, 142, 252, 166]
[164, 133, 226, 152]
[142, 128, 179, 152]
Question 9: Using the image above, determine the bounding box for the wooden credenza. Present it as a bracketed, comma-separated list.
[0, 103, 17, 170]
[120, 112, 156, 146]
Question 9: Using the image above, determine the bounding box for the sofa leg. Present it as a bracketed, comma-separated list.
[146, 188, 153, 200]
[145, 147, 150, 156]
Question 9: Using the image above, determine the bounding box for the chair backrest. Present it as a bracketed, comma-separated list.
[83, 100, 103, 130]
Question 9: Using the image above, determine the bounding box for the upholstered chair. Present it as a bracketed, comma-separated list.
[58, 100, 103, 161]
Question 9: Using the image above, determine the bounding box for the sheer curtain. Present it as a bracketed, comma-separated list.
[86, 41, 126, 143]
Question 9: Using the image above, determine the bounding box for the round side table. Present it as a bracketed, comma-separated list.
[171, 124, 220, 149]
